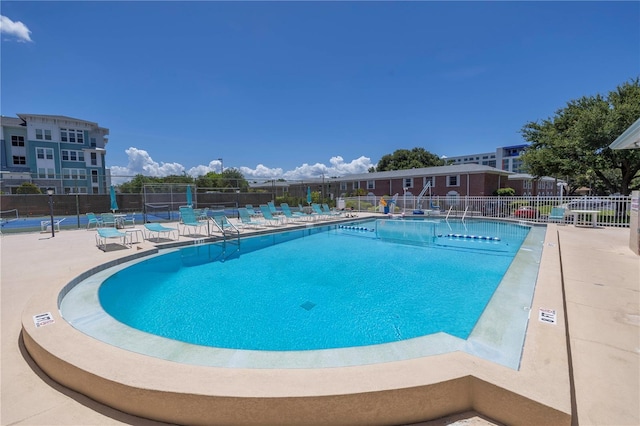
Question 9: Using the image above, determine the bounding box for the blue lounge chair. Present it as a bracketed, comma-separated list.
[259, 204, 285, 226]
[322, 203, 342, 217]
[144, 223, 178, 242]
[311, 203, 333, 220]
[267, 201, 283, 217]
[281, 203, 310, 221]
[86, 212, 103, 229]
[238, 208, 267, 229]
[245, 205, 261, 217]
[95, 227, 129, 251]
[179, 206, 208, 237]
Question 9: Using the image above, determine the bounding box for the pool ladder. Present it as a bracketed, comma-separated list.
[208, 217, 241, 262]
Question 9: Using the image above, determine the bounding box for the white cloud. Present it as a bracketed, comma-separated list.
[110, 147, 185, 183]
[187, 159, 223, 177]
[239, 164, 284, 180]
[109, 147, 375, 184]
[0, 15, 33, 42]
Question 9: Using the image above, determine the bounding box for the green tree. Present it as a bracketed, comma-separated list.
[377, 147, 445, 171]
[162, 174, 193, 184]
[119, 174, 161, 193]
[520, 78, 640, 195]
[494, 187, 515, 196]
[220, 168, 249, 192]
[16, 182, 42, 194]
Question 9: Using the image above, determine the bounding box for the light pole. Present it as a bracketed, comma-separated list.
[557, 182, 564, 206]
[46, 187, 55, 238]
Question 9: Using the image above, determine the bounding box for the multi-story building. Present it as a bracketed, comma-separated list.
[0, 114, 109, 194]
[445, 144, 528, 173]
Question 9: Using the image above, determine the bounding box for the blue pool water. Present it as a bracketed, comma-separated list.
[98, 219, 531, 351]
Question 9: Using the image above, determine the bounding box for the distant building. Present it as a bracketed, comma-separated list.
[250, 164, 560, 201]
[0, 114, 109, 194]
[444, 144, 528, 173]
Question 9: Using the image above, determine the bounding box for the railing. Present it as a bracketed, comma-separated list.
[341, 195, 633, 228]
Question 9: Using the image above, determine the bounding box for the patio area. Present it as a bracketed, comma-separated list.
[1, 219, 638, 425]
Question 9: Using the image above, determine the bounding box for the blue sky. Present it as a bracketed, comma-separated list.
[1, 1, 638, 183]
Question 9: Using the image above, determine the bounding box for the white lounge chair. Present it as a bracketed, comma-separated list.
[40, 218, 66, 233]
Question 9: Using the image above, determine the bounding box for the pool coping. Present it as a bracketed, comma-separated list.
[21, 219, 572, 425]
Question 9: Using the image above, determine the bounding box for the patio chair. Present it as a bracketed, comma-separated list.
[281, 203, 310, 221]
[95, 227, 129, 251]
[245, 205, 261, 217]
[311, 203, 333, 220]
[195, 208, 210, 220]
[101, 212, 117, 227]
[144, 223, 178, 242]
[322, 203, 342, 217]
[548, 207, 567, 224]
[259, 204, 286, 226]
[299, 204, 320, 220]
[267, 201, 283, 217]
[179, 206, 209, 237]
[121, 213, 136, 228]
[86, 212, 103, 229]
[238, 208, 267, 229]
[40, 218, 66, 233]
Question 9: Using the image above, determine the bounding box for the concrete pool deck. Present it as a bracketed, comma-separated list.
[1, 218, 639, 425]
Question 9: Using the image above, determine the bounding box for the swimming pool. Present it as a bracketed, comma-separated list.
[61, 218, 545, 369]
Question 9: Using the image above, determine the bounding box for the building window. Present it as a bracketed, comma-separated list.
[404, 178, 413, 189]
[37, 168, 55, 179]
[62, 150, 85, 162]
[13, 156, 26, 165]
[90, 152, 97, 166]
[90, 137, 96, 147]
[447, 175, 459, 187]
[65, 186, 88, 194]
[340, 182, 347, 191]
[35, 129, 52, 140]
[424, 176, 434, 187]
[91, 170, 99, 184]
[61, 128, 84, 144]
[367, 180, 375, 190]
[353, 181, 360, 190]
[11, 135, 25, 146]
[37, 148, 54, 160]
[63, 168, 87, 180]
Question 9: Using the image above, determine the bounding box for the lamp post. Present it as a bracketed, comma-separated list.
[557, 182, 564, 206]
[46, 187, 55, 237]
